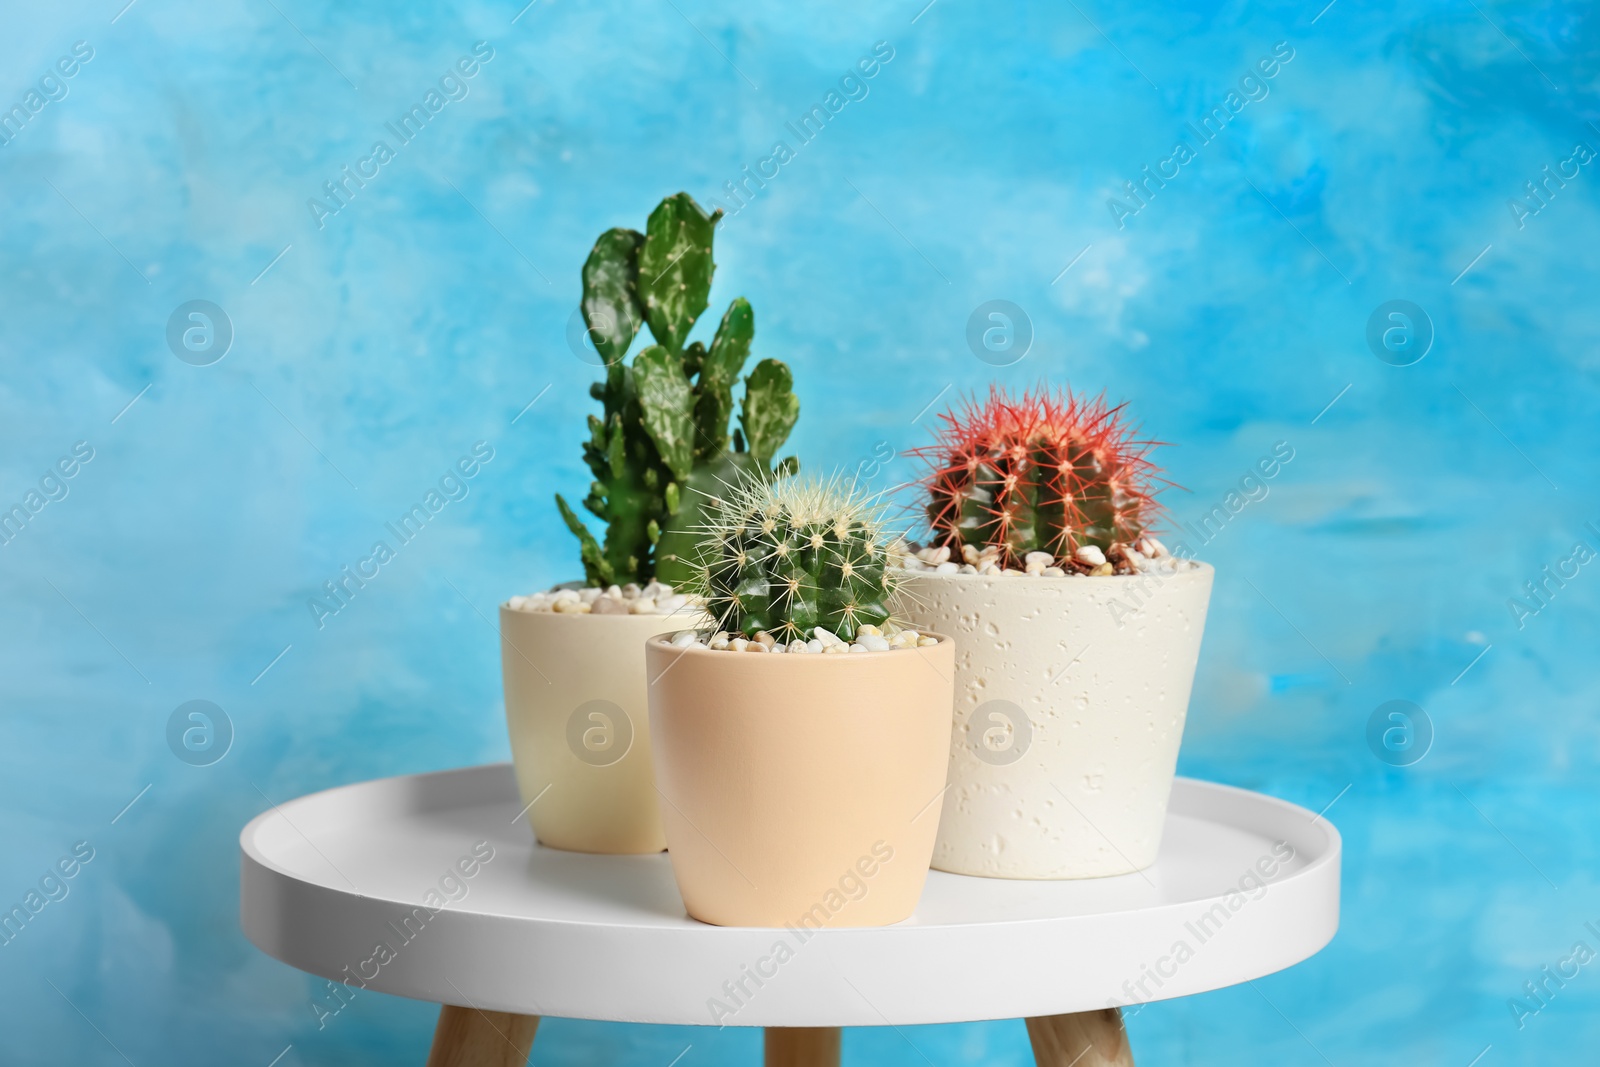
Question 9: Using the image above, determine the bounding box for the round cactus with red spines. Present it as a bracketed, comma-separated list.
[912, 386, 1167, 569]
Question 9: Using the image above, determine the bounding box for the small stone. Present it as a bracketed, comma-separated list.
[918, 636, 940, 646]
[553, 598, 591, 614]
[1146, 538, 1169, 558]
[813, 626, 845, 646]
[746, 641, 768, 653]
[806, 640, 824, 654]
[709, 631, 731, 650]
[592, 596, 630, 615]
[553, 589, 581, 604]
[959, 564, 978, 574]
[579, 586, 603, 604]
[789, 640, 811, 654]
[508, 595, 527, 610]
[920, 545, 951, 565]
[1004, 568, 1025, 576]
[622, 583, 642, 599]
[822, 642, 849, 654]
[858, 624, 882, 637]
[934, 561, 960, 574]
[605, 584, 623, 599]
[754, 631, 776, 649]
[628, 597, 658, 614]
[730, 637, 750, 652]
[857, 633, 890, 652]
[1090, 562, 1115, 576]
[658, 594, 688, 614]
[1075, 545, 1107, 567]
[979, 562, 1003, 576]
[1024, 558, 1047, 576]
[670, 630, 699, 648]
[1043, 566, 1066, 577]
[961, 543, 981, 565]
[1024, 551, 1054, 569]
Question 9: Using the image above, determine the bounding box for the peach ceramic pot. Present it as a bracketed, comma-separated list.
[500, 602, 702, 854]
[891, 565, 1213, 879]
[645, 635, 955, 928]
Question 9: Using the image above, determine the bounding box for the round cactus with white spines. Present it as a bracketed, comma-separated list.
[688, 475, 902, 643]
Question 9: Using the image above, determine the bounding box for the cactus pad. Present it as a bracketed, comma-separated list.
[557, 193, 800, 588]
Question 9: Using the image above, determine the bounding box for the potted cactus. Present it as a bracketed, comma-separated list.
[500, 192, 800, 855]
[645, 475, 954, 927]
[891, 386, 1212, 879]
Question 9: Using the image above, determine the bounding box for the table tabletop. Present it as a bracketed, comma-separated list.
[240, 763, 1339, 1027]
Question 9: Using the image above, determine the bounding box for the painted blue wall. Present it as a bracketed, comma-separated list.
[2, 0, 1595, 1063]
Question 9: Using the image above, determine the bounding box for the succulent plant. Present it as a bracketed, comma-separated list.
[556, 192, 800, 588]
[689, 474, 902, 643]
[911, 385, 1166, 568]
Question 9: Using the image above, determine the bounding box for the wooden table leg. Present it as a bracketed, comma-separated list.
[425, 1004, 540, 1067]
[1025, 1009, 1133, 1067]
[764, 1026, 842, 1067]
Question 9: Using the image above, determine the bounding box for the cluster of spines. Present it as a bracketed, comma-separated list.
[912, 385, 1166, 569]
[690, 475, 900, 642]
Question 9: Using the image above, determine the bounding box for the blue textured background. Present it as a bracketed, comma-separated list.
[2, 0, 1596, 1063]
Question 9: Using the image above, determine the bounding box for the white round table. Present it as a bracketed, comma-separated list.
[240, 763, 1339, 1066]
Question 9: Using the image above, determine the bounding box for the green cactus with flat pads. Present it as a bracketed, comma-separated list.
[556, 193, 800, 587]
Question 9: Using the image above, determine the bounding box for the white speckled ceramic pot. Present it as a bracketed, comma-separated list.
[891, 564, 1213, 878]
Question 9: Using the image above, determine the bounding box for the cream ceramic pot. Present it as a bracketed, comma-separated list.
[892, 565, 1213, 879]
[645, 635, 955, 928]
[500, 604, 699, 854]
